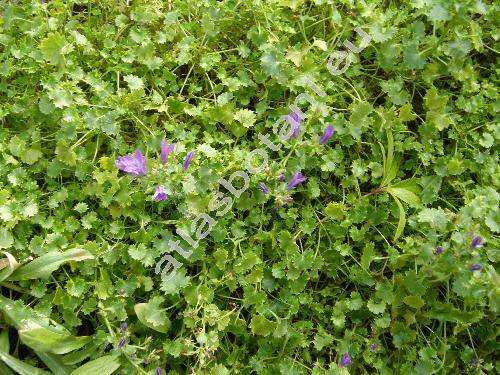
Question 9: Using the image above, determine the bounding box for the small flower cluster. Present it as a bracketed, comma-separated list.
[116, 321, 162, 372]
[115, 122, 334, 202]
[115, 138, 195, 201]
[434, 235, 485, 272]
[256, 121, 333, 197]
[117, 321, 128, 349]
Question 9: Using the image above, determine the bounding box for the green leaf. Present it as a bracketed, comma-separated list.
[233, 109, 256, 128]
[0, 331, 14, 375]
[367, 299, 386, 314]
[0, 251, 19, 282]
[134, 297, 171, 333]
[0, 296, 52, 330]
[0, 331, 9, 353]
[391, 322, 416, 348]
[380, 131, 398, 187]
[10, 248, 94, 281]
[325, 203, 345, 220]
[386, 187, 420, 206]
[35, 351, 74, 375]
[361, 243, 375, 269]
[55, 143, 77, 167]
[399, 103, 416, 122]
[69, 354, 120, 375]
[40, 33, 73, 66]
[403, 42, 425, 70]
[403, 295, 425, 309]
[124, 74, 144, 91]
[19, 327, 91, 355]
[389, 194, 406, 242]
[0, 350, 50, 375]
[249, 315, 276, 336]
[419, 176, 442, 204]
[21, 148, 43, 165]
[61, 342, 100, 365]
[417, 208, 448, 231]
[0, 228, 13, 250]
[427, 302, 484, 323]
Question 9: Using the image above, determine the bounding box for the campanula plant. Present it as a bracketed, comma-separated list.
[0, 1, 497, 374]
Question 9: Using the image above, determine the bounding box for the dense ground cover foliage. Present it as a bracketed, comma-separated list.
[0, 0, 498, 374]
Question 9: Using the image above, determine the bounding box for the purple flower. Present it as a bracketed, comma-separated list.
[470, 358, 478, 365]
[118, 288, 125, 296]
[435, 246, 443, 254]
[286, 172, 307, 190]
[160, 138, 175, 163]
[118, 338, 126, 349]
[339, 353, 352, 367]
[156, 368, 162, 375]
[287, 112, 301, 138]
[277, 174, 286, 182]
[319, 125, 335, 144]
[470, 236, 483, 248]
[182, 151, 194, 170]
[115, 150, 147, 176]
[121, 322, 128, 332]
[259, 183, 269, 194]
[468, 263, 481, 271]
[142, 358, 148, 365]
[131, 352, 137, 359]
[153, 186, 168, 201]
[370, 343, 379, 351]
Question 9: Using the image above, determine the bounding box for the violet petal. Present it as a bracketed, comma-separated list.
[153, 186, 168, 201]
[319, 125, 335, 144]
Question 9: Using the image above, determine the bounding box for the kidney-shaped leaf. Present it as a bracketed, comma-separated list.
[134, 300, 170, 333]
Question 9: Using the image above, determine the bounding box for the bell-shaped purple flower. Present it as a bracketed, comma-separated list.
[115, 150, 147, 176]
[259, 183, 269, 194]
[339, 353, 352, 367]
[435, 246, 443, 254]
[286, 172, 306, 190]
[370, 343, 379, 351]
[287, 111, 301, 138]
[156, 368, 162, 375]
[277, 174, 286, 182]
[468, 263, 481, 271]
[160, 139, 175, 163]
[153, 186, 168, 201]
[319, 125, 335, 144]
[118, 338, 126, 349]
[182, 151, 195, 170]
[470, 236, 483, 248]
[121, 322, 128, 332]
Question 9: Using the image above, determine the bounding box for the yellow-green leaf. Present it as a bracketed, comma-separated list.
[403, 295, 425, 309]
[69, 354, 120, 375]
[19, 328, 91, 355]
